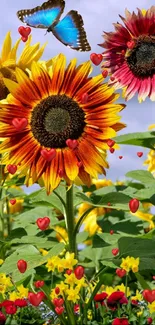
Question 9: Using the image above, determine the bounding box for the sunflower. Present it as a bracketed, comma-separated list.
[99, 7, 155, 102]
[0, 31, 46, 100]
[0, 54, 125, 193]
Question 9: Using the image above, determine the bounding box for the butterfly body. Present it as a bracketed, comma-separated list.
[17, 0, 91, 51]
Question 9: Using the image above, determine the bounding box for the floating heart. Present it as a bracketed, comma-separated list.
[34, 280, 44, 288]
[41, 149, 56, 162]
[116, 268, 126, 278]
[142, 290, 155, 303]
[110, 230, 114, 235]
[90, 53, 103, 66]
[81, 92, 89, 104]
[28, 292, 44, 306]
[66, 139, 78, 150]
[18, 26, 31, 37]
[74, 266, 85, 280]
[21, 36, 28, 43]
[12, 118, 28, 131]
[17, 259, 27, 273]
[107, 139, 115, 147]
[127, 40, 135, 49]
[102, 70, 108, 78]
[137, 152, 143, 157]
[112, 248, 119, 256]
[119, 156, 123, 159]
[7, 164, 17, 175]
[36, 217, 50, 231]
[10, 199, 16, 205]
[55, 306, 65, 315]
[110, 148, 115, 153]
[129, 198, 139, 213]
[77, 161, 83, 168]
[53, 298, 64, 307]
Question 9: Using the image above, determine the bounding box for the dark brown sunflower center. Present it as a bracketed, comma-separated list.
[126, 36, 155, 77]
[30, 94, 86, 148]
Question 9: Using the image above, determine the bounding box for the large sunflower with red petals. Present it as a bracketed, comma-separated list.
[99, 7, 155, 102]
[0, 54, 125, 193]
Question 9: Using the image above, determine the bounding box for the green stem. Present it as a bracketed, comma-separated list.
[65, 185, 77, 256]
[125, 273, 128, 297]
[86, 266, 109, 311]
[73, 207, 94, 236]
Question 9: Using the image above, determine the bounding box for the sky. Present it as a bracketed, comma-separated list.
[1, 0, 155, 191]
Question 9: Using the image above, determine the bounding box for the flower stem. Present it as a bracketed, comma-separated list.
[65, 185, 77, 256]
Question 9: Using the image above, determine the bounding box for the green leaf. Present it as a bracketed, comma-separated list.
[114, 131, 155, 149]
[118, 237, 155, 258]
[126, 170, 155, 185]
[76, 231, 89, 244]
[98, 218, 142, 235]
[0, 243, 64, 282]
[93, 233, 122, 248]
[13, 206, 55, 227]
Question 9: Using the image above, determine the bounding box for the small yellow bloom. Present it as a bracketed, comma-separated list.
[132, 290, 143, 301]
[54, 226, 68, 243]
[87, 310, 93, 320]
[66, 287, 80, 303]
[63, 252, 77, 270]
[120, 256, 139, 273]
[137, 310, 143, 317]
[17, 284, 29, 298]
[9, 291, 20, 301]
[46, 256, 64, 272]
[64, 273, 78, 286]
[0, 259, 4, 265]
[116, 283, 131, 297]
[148, 301, 155, 314]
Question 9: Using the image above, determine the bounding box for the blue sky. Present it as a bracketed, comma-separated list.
[1, 0, 155, 191]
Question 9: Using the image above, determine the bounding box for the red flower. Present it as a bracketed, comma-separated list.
[107, 291, 125, 305]
[14, 299, 27, 307]
[0, 312, 6, 322]
[2, 300, 14, 307]
[112, 318, 129, 325]
[74, 304, 80, 313]
[94, 292, 108, 302]
[131, 299, 138, 305]
[5, 305, 17, 314]
[147, 318, 153, 324]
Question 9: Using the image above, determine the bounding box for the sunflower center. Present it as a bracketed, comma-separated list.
[30, 94, 86, 148]
[44, 108, 70, 133]
[126, 36, 155, 77]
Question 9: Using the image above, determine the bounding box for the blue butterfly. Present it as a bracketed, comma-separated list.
[17, 0, 91, 51]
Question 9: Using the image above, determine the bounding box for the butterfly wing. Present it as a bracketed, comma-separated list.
[51, 10, 91, 51]
[17, 0, 65, 29]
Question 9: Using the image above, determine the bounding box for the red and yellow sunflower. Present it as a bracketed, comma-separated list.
[0, 54, 125, 193]
[100, 7, 155, 102]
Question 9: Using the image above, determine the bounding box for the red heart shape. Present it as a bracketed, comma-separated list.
[143, 290, 155, 303]
[55, 306, 65, 315]
[41, 149, 56, 162]
[36, 217, 50, 231]
[12, 118, 28, 131]
[110, 148, 115, 153]
[53, 298, 64, 307]
[7, 164, 17, 175]
[66, 139, 78, 149]
[90, 53, 102, 66]
[112, 248, 119, 256]
[129, 198, 139, 213]
[81, 92, 89, 104]
[119, 156, 123, 159]
[17, 259, 27, 273]
[18, 26, 31, 37]
[107, 139, 115, 148]
[10, 199, 16, 205]
[102, 70, 108, 78]
[116, 268, 126, 278]
[28, 292, 44, 306]
[21, 36, 28, 43]
[137, 152, 143, 157]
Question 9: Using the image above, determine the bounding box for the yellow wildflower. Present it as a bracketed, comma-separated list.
[137, 310, 143, 316]
[148, 301, 155, 314]
[116, 284, 131, 297]
[17, 284, 28, 298]
[9, 291, 20, 301]
[0, 259, 4, 265]
[76, 277, 87, 290]
[66, 287, 80, 303]
[87, 310, 93, 320]
[105, 286, 116, 296]
[64, 273, 78, 286]
[46, 256, 64, 272]
[63, 252, 77, 270]
[120, 256, 139, 273]
[132, 290, 143, 301]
